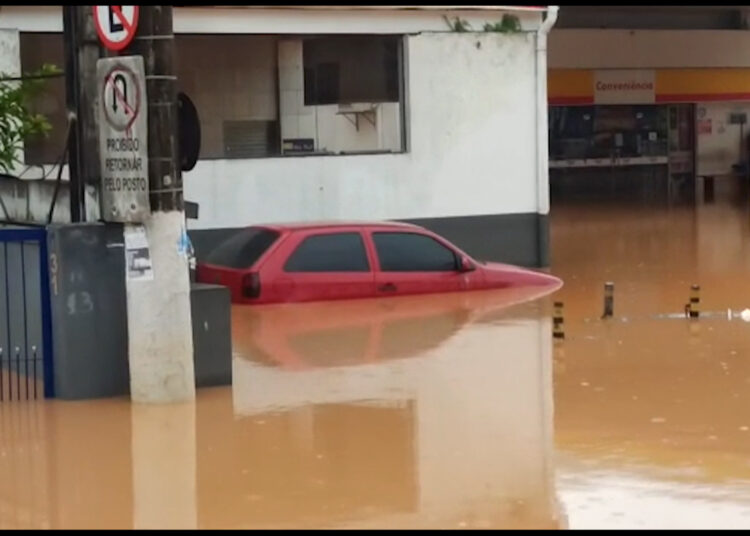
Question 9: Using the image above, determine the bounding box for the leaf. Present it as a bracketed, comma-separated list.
[482, 14, 522, 34]
[444, 15, 472, 32]
[0, 64, 59, 171]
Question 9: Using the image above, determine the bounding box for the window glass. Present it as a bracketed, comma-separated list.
[284, 232, 370, 272]
[373, 232, 458, 272]
[206, 228, 280, 269]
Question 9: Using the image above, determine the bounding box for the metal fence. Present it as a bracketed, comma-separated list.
[0, 228, 54, 401]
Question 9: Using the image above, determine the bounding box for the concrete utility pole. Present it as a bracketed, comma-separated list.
[64, 5, 195, 403]
[124, 6, 195, 403]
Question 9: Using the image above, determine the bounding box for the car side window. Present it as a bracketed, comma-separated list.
[284, 232, 370, 272]
[373, 232, 458, 272]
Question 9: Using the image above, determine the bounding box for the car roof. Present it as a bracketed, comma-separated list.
[251, 221, 424, 232]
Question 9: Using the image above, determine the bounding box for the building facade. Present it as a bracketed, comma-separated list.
[0, 5, 554, 267]
[4, 6, 750, 266]
[547, 7, 750, 202]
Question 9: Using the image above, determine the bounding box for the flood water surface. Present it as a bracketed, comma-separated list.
[551, 192, 750, 529]
[3, 194, 750, 529]
[0, 287, 563, 530]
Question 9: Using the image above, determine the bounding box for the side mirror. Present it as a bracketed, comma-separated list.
[459, 256, 475, 273]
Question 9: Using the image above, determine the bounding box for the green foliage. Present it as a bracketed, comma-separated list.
[444, 13, 522, 34]
[0, 63, 61, 174]
[443, 15, 472, 32]
[483, 14, 522, 33]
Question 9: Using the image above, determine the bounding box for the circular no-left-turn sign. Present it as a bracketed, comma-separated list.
[102, 64, 141, 133]
[93, 6, 139, 52]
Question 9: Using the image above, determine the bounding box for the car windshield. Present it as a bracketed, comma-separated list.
[205, 227, 280, 269]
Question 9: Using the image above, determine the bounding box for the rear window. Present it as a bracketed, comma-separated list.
[206, 227, 280, 269]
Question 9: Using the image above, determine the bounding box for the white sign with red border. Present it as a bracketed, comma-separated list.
[93, 6, 139, 52]
[97, 56, 150, 223]
[594, 70, 655, 105]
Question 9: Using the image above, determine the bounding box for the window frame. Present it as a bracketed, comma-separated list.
[371, 231, 461, 273]
[19, 31, 410, 166]
[283, 231, 372, 273]
[302, 34, 401, 107]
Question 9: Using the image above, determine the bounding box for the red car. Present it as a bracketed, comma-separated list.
[196, 221, 561, 305]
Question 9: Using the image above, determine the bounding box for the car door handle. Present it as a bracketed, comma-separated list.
[378, 283, 397, 292]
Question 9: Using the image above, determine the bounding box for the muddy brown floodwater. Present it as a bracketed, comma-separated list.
[2, 186, 750, 530]
[551, 184, 750, 529]
[0, 286, 562, 530]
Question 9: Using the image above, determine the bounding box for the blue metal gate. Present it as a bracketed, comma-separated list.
[0, 228, 54, 401]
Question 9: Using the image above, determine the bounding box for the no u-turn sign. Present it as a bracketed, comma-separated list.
[96, 55, 150, 223]
[93, 6, 139, 52]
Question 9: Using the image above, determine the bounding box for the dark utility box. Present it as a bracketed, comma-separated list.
[47, 224, 232, 400]
[190, 283, 232, 388]
[47, 223, 130, 400]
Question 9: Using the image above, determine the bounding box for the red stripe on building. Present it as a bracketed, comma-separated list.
[548, 96, 594, 105]
[656, 93, 750, 103]
[550, 94, 750, 105]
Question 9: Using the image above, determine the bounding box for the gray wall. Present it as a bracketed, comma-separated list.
[0, 177, 71, 226]
[189, 212, 549, 269]
[404, 213, 549, 269]
[47, 223, 130, 400]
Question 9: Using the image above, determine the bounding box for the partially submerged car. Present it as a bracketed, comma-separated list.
[196, 221, 562, 305]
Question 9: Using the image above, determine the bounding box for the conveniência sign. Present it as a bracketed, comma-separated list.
[596, 80, 654, 92]
[594, 70, 655, 104]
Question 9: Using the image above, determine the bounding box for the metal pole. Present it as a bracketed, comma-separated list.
[602, 281, 614, 319]
[689, 284, 701, 319]
[62, 6, 83, 222]
[553, 301, 565, 340]
[63, 6, 102, 222]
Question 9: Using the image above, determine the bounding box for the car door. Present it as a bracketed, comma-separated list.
[281, 230, 376, 303]
[369, 230, 468, 297]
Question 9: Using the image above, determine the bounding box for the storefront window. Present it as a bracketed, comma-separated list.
[550, 105, 668, 161]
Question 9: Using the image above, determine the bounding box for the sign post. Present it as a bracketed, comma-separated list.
[79, 6, 195, 404]
[96, 56, 150, 222]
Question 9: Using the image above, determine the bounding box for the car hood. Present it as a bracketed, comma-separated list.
[480, 261, 563, 289]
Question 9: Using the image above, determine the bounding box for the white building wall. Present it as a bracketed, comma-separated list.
[186, 31, 539, 231]
[695, 102, 750, 177]
[0, 6, 543, 35]
[0, 6, 547, 265]
[177, 35, 278, 159]
[277, 40, 311, 144]
[0, 29, 23, 169]
[0, 28, 19, 75]
[310, 102, 402, 154]
[549, 29, 750, 69]
[276, 39, 402, 154]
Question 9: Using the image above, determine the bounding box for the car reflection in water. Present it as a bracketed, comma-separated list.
[215, 284, 567, 529]
[0, 281, 562, 530]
